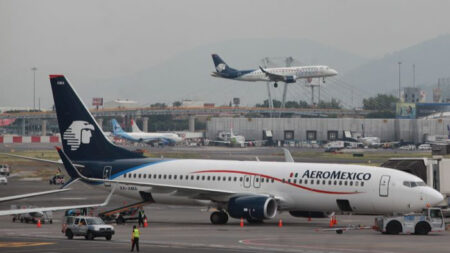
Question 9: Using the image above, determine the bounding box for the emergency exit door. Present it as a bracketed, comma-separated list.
[379, 175, 390, 197]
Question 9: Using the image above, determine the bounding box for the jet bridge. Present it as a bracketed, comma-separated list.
[381, 157, 450, 206]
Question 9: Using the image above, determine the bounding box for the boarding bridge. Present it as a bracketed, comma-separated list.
[382, 157, 450, 206]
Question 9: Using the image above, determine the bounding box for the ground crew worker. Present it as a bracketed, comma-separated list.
[138, 207, 144, 227]
[131, 225, 140, 252]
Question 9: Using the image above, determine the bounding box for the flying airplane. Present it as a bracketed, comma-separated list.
[211, 54, 338, 87]
[16, 75, 445, 226]
[111, 118, 182, 146]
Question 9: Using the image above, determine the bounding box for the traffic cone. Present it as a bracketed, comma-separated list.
[329, 217, 334, 227]
[333, 216, 338, 225]
[144, 218, 148, 228]
[240, 218, 244, 227]
[278, 219, 283, 228]
[37, 219, 41, 228]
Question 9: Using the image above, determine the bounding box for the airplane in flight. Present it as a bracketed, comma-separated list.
[111, 118, 182, 146]
[211, 54, 338, 88]
[11, 75, 445, 227]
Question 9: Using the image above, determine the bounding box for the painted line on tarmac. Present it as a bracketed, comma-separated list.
[0, 242, 55, 248]
[239, 238, 398, 253]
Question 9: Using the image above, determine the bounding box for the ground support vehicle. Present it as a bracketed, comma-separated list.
[62, 216, 114, 240]
[374, 208, 445, 235]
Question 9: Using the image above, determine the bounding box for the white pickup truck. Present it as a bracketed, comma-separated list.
[374, 208, 445, 235]
[63, 216, 115, 240]
[0, 164, 10, 176]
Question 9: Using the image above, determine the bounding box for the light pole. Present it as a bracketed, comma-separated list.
[398, 62, 402, 100]
[31, 67, 37, 110]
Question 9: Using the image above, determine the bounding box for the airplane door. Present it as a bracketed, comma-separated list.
[253, 175, 261, 188]
[379, 175, 390, 197]
[243, 175, 251, 188]
[103, 166, 112, 187]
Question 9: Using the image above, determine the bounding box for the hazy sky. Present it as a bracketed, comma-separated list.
[1, 0, 450, 108]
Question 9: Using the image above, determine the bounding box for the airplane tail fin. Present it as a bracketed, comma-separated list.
[111, 119, 125, 135]
[131, 119, 143, 133]
[49, 75, 144, 161]
[212, 54, 233, 73]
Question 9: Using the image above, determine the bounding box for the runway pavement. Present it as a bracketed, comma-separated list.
[0, 178, 449, 253]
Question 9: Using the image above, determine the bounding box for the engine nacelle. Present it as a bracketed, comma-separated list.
[284, 75, 296, 83]
[227, 196, 277, 220]
[289, 210, 328, 218]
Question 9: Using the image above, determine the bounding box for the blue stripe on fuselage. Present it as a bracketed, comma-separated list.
[215, 69, 254, 79]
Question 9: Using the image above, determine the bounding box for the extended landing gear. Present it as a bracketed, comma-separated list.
[274, 82, 278, 88]
[210, 211, 228, 225]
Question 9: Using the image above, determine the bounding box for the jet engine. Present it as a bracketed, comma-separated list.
[227, 196, 277, 220]
[284, 76, 296, 83]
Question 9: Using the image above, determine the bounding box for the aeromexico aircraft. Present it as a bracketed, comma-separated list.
[111, 118, 182, 146]
[45, 75, 443, 225]
[211, 54, 338, 87]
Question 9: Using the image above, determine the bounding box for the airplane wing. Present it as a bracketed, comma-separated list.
[57, 147, 274, 202]
[0, 152, 84, 168]
[259, 66, 291, 82]
[0, 188, 71, 203]
[0, 187, 115, 216]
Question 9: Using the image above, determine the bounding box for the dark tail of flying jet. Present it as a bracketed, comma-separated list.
[49, 75, 144, 161]
[211, 54, 238, 76]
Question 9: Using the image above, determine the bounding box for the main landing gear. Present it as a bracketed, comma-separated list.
[210, 211, 228, 225]
[274, 82, 278, 88]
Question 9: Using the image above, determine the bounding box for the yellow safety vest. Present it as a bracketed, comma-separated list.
[133, 229, 140, 238]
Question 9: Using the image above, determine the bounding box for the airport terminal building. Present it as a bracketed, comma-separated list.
[207, 117, 450, 144]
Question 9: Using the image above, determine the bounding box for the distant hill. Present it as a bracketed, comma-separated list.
[95, 38, 367, 106]
[337, 34, 450, 106]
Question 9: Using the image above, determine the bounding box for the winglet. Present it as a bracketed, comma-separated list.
[283, 148, 295, 163]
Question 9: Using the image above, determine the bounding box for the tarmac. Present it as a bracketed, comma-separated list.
[0, 144, 448, 253]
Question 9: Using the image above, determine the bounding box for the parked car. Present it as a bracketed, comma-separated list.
[0, 176, 7, 185]
[399, 145, 416, 151]
[418, 144, 432, 150]
[63, 216, 114, 240]
[0, 164, 10, 176]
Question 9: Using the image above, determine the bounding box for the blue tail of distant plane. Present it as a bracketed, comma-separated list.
[49, 75, 143, 161]
[111, 119, 125, 135]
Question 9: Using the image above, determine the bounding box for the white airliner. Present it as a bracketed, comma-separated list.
[211, 54, 338, 87]
[3, 75, 444, 228]
[112, 118, 182, 145]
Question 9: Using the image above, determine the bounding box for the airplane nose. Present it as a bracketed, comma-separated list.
[331, 69, 338, 75]
[425, 188, 444, 206]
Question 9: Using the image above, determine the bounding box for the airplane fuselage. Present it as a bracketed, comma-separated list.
[80, 158, 442, 215]
[212, 65, 337, 83]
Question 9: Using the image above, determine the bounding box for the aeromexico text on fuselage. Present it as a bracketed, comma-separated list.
[302, 170, 371, 181]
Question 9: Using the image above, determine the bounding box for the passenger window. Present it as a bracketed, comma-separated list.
[194, 176, 198, 180]
[245, 177, 250, 182]
[180, 175, 183, 180]
[350, 181, 353, 186]
[344, 181, 348, 186]
[282, 179, 285, 183]
[124, 173, 127, 178]
[240, 177, 243, 182]
[164, 175, 167, 179]
[287, 179, 291, 183]
[339, 181, 342, 185]
[234, 177, 237, 181]
[202, 176, 205, 180]
[316, 180, 320, 184]
[158, 175, 162, 179]
[174, 175, 177, 180]
[293, 179, 296, 184]
[304, 180, 308, 184]
[295, 173, 298, 177]
[322, 180, 326, 185]
[311, 180, 314, 185]
[256, 177, 259, 182]
[207, 176, 211, 181]
[261, 178, 265, 183]
[328, 180, 332, 185]
[213, 176, 216, 181]
[271, 178, 274, 183]
[333, 181, 337, 185]
[355, 181, 359, 186]
[299, 179, 302, 184]
[229, 177, 232, 181]
[361, 182, 364, 187]
[133, 174, 136, 178]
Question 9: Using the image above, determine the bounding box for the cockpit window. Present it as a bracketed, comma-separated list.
[403, 181, 426, 187]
